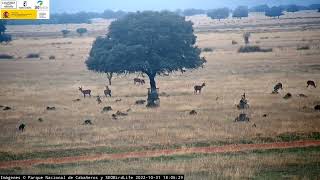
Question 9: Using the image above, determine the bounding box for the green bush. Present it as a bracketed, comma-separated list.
[0, 54, 14, 59]
[202, 47, 214, 52]
[238, 46, 272, 53]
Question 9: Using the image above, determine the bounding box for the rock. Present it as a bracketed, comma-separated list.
[298, 94, 308, 98]
[262, 114, 268, 118]
[115, 99, 122, 102]
[135, 100, 146, 105]
[72, 99, 81, 102]
[189, 110, 197, 115]
[102, 106, 112, 112]
[315, 105, 320, 111]
[112, 114, 117, 120]
[116, 111, 128, 116]
[46, 106, 56, 111]
[3, 106, 11, 111]
[83, 120, 92, 125]
[283, 93, 292, 99]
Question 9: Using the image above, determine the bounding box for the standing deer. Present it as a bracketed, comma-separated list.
[104, 86, 112, 97]
[79, 87, 91, 98]
[307, 80, 316, 88]
[194, 83, 206, 94]
[96, 96, 102, 104]
[134, 78, 145, 85]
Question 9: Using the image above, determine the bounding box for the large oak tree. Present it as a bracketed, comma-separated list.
[86, 11, 205, 106]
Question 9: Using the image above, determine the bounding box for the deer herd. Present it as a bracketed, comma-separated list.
[16, 77, 317, 132]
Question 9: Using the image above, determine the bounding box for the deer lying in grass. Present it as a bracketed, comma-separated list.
[79, 87, 91, 98]
[307, 80, 316, 88]
[134, 78, 145, 85]
[194, 83, 206, 94]
[104, 86, 112, 97]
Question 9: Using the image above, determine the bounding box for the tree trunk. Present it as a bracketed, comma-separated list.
[106, 72, 113, 86]
[148, 73, 157, 91]
[146, 73, 160, 107]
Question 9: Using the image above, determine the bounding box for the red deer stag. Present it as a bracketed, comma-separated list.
[79, 87, 91, 98]
[194, 83, 206, 94]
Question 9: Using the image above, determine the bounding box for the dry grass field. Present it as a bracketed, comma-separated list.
[1, 11, 320, 178]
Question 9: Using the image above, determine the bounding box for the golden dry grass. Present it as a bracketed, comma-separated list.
[0, 11, 320, 176]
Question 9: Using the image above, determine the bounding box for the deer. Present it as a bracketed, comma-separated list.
[307, 80, 316, 88]
[18, 123, 26, 132]
[104, 86, 112, 97]
[96, 96, 102, 104]
[134, 78, 145, 85]
[194, 83, 206, 94]
[273, 83, 283, 94]
[79, 87, 91, 98]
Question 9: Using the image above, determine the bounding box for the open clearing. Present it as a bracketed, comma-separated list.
[1, 11, 320, 178]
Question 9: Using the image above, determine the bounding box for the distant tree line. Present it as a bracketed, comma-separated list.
[5, 3, 320, 25]
[6, 10, 128, 25]
[250, 4, 320, 13]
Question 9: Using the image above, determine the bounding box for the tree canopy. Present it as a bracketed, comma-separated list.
[265, 6, 284, 18]
[76, 28, 88, 36]
[232, 6, 249, 19]
[182, 9, 206, 16]
[207, 8, 229, 20]
[0, 20, 12, 43]
[286, 4, 299, 12]
[86, 11, 205, 105]
[250, 5, 269, 12]
[0, 20, 7, 35]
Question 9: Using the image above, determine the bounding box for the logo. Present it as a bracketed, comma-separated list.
[3, 11, 10, 18]
[1, 0, 17, 9]
[37, 0, 43, 6]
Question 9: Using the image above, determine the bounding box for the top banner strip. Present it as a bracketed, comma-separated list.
[0, 0, 50, 19]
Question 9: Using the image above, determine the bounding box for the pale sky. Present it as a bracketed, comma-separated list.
[51, 0, 320, 13]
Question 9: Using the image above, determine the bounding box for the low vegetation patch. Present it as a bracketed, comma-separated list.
[26, 53, 40, 58]
[231, 40, 238, 45]
[202, 47, 214, 52]
[297, 45, 310, 50]
[238, 46, 272, 53]
[0, 54, 14, 59]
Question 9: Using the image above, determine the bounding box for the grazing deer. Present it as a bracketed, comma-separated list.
[273, 83, 283, 93]
[79, 87, 91, 98]
[104, 86, 112, 97]
[307, 80, 316, 88]
[96, 96, 102, 104]
[134, 78, 145, 85]
[18, 123, 25, 132]
[194, 83, 206, 94]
